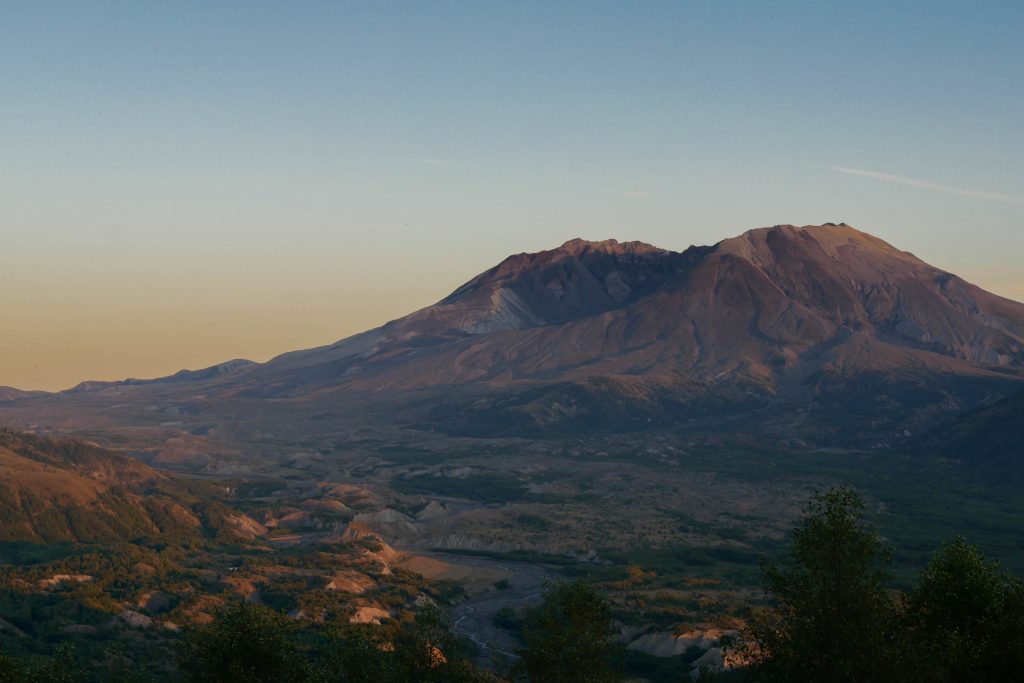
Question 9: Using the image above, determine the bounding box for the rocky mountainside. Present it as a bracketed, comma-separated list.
[4, 223, 1023, 445]
[233, 224, 1023, 388]
[216, 224, 1024, 440]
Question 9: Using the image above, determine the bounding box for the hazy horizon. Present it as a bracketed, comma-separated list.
[3, 2, 1022, 391]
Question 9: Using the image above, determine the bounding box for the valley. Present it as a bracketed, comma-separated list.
[2, 224, 1023, 679]
[3, 414, 1021, 679]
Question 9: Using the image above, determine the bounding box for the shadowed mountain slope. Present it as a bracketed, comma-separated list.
[911, 387, 1024, 468]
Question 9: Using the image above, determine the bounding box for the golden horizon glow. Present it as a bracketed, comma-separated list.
[4, 4, 1023, 391]
[2, 244, 1021, 392]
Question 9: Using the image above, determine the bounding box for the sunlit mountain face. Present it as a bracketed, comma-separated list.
[6, 224, 1022, 447]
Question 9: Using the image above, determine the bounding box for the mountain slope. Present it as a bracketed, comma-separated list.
[4, 223, 1023, 445]
[183, 224, 1022, 442]
[64, 359, 256, 394]
[236, 224, 1023, 392]
[0, 387, 47, 401]
[0, 429, 264, 543]
[911, 387, 1024, 468]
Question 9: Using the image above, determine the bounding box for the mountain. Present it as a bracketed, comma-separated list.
[64, 359, 256, 394]
[0, 387, 47, 401]
[4, 223, 1023, 446]
[0, 429, 264, 543]
[206, 223, 1024, 441]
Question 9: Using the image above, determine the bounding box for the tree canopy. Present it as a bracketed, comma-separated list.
[3, 486, 1024, 683]
[901, 536, 1024, 681]
[747, 486, 895, 682]
[516, 579, 620, 683]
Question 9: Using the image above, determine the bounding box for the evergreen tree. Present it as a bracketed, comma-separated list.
[0, 653, 26, 682]
[318, 624, 394, 682]
[178, 602, 309, 683]
[516, 580, 620, 683]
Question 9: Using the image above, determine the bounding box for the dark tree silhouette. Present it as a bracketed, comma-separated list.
[516, 579, 620, 683]
[178, 602, 308, 683]
[746, 487, 894, 683]
[318, 624, 394, 682]
[901, 536, 1024, 682]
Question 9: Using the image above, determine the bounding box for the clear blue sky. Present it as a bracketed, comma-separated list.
[2, 1, 1023, 389]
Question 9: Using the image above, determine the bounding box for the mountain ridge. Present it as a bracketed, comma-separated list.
[241, 223, 1024, 391]
[3, 223, 1022, 445]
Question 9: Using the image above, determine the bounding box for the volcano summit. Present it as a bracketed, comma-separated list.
[6, 223, 1023, 447]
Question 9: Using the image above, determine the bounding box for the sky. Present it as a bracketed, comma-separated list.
[2, 1, 1023, 391]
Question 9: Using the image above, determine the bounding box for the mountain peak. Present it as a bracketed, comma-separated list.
[555, 238, 665, 256]
[735, 222, 870, 244]
[717, 222, 927, 273]
[16, 222, 1024, 447]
